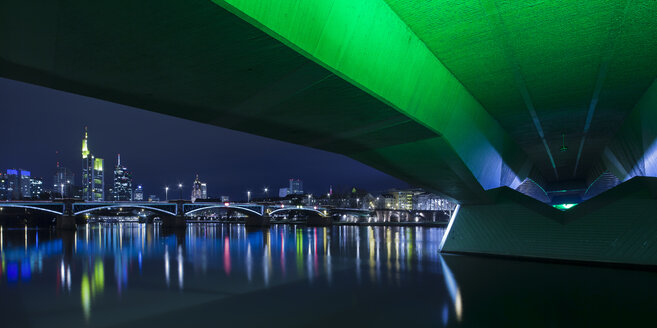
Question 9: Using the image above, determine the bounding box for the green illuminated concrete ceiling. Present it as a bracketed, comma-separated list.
[384, 0, 657, 182]
[0, 0, 533, 203]
[0, 0, 504, 203]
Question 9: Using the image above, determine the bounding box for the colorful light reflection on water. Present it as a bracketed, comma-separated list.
[0, 223, 655, 327]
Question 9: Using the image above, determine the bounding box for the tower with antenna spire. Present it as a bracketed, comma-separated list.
[191, 174, 207, 203]
[81, 126, 104, 201]
[112, 153, 133, 201]
[53, 150, 75, 198]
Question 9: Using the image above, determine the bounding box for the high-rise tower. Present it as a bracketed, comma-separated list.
[81, 127, 104, 201]
[53, 162, 75, 198]
[112, 154, 133, 201]
[289, 178, 303, 195]
[191, 174, 207, 202]
[4, 169, 31, 200]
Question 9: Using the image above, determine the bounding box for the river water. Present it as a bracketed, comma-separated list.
[0, 223, 655, 327]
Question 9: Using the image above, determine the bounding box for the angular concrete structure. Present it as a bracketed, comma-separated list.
[442, 177, 657, 266]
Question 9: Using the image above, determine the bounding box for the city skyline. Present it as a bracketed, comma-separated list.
[1, 77, 409, 201]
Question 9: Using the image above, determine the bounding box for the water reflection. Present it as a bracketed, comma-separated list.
[43, 224, 657, 328]
[0, 224, 455, 323]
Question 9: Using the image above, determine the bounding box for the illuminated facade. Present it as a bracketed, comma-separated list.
[5, 168, 31, 200]
[112, 154, 133, 201]
[289, 179, 303, 195]
[81, 127, 104, 201]
[53, 164, 75, 198]
[191, 174, 207, 202]
[29, 177, 44, 198]
[133, 185, 144, 201]
[413, 193, 455, 211]
[278, 187, 289, 198]
[0, 172, 8, 200]
[390, 189, 423, 210]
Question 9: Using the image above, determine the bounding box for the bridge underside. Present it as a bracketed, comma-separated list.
[0, 0, 533, 204]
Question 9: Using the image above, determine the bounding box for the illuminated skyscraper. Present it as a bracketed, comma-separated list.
[53, 163, 75, 198]
[289, 178, 303, 195]
[191, 174, 207, 202]
[29, 177, 44, 199]
[112, 154, 133, 201]
[0, 172, 7, 200]
[5, 169, 31, 200]
[81, 127, 104, 201]
[5, 169, 19, 200]
[134, 185, 144, 201]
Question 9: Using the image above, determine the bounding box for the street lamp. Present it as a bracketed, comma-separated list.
[247, 190, 251, 203]
[178, 184, 183, 200]
[264, 187, 268, 198]
[60, 184, 64, 199]
[165, 186, 169, 201]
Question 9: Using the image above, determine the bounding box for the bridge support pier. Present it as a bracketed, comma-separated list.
[245, 215, 270, 227]
[161, 215, 186, 229]
[440, 177, 657, 267]
[56, 215, 77, 230]
[306, 215, 332, 227]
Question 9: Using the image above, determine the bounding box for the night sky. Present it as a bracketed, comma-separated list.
[0, 77, 408, 200]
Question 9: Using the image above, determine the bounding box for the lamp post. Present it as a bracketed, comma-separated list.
[165, 186, 169, 201]
[264, 187, 268, 198]
[247, 190, 251, 203]
[60, 184, 64, 199]
[178, 184, 183, 200]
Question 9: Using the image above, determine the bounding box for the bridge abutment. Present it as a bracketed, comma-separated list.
[306, 215, 332, 227]
[161, 214, 187, 229]
[245, 215, 270, 227]
[441, 176, 657, 267]
[161, 200, 188, 229]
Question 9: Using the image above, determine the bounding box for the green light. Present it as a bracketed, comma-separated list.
[94, 158, 103, 171]
[553, 203, 577, 211]
[81, 273, 91, 319]
[82, 139, 89, 159]
[82, 127, 90, 159]
[213, 0, 526, 193]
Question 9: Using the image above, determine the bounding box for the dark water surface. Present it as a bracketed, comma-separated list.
[0, 223, 655, 327]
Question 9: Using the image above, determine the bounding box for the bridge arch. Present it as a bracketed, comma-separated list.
[73, 204, 176, 216]
[269, 207, 327, 217]
[185, 205, 262, 217]
[0, 204, 63, 216]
